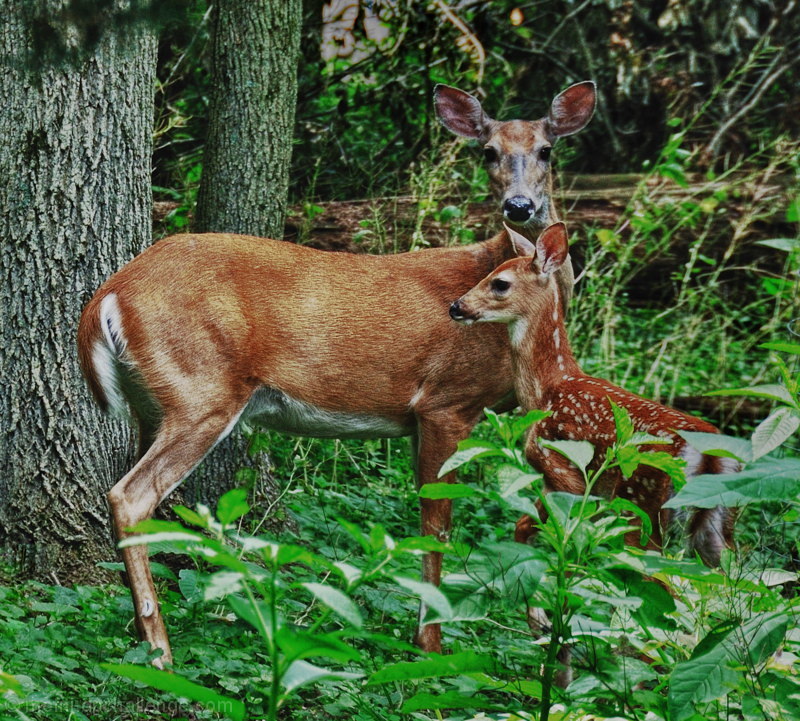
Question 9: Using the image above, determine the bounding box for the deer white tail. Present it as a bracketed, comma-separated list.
[78, 292, 130, 418]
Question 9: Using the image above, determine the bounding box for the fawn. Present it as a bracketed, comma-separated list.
[449, 222, 736, 564]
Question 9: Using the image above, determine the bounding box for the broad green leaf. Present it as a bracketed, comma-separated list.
[172, 505, 209, 528]
[668, 627, 739, 721]
[227, 594, 274, 643]
[635, 450, 687, 487]
[395, 535, 455, 555]
[217, 488, 250, 525]
[393, 576, 453, 621]
[301, 583, 363, 628]
[418, 482, 476, 499]
[751, 407, 800, 459]
[102, 664, 244, 721]
[760, 341, 800, 355]
[367, 651, 495, 685]
[178, 569, 203, 603]
[511, 409, 551, 439]
[276, 628, 361, 664]
[402, 691, 498, 712]
[678, 431, 752, 463]
[438, 439, 504, 477]
[204, 571, 243, 600]
[497, 464, 541, 497]
[706, 383, 794, 405]
[664, 456, 800, 509]
[540, 438, 594, 472]
[668, 612, 788, 721]
[281, 660, 363, 695]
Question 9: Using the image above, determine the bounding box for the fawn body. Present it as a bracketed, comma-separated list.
[77, 83, 596, 665]
[450, 223, 735, 564]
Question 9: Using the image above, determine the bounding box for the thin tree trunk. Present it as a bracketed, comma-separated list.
[195, 0, 302, 237]
[0, 3, 156, 582]
[188, 0, 302, 516]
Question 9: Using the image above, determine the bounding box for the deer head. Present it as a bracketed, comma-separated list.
[434, 82, 595, 228]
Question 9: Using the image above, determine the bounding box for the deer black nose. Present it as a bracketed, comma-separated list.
[449, 300, 464, 320]
[503, 195, 534, 223]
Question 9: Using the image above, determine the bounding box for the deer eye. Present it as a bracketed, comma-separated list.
[484, 146, 499, 164]
[491, 278, 511, 293]
[539, 146, 552, 162]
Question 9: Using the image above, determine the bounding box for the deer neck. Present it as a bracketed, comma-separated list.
[509, 283, 581, 409]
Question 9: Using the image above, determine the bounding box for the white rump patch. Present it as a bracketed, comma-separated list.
[92, 294, 130, 418]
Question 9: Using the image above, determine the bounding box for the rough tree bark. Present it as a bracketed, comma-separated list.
[195, 0, 302, 237]
[187, 0, 302, 515]
[0, 3, 156, 581]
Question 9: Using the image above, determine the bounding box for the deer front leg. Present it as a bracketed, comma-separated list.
[413, 412, 477, 653]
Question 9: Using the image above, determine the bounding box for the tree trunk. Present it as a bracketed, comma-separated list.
[195, 0, 302, 238]
[0, 3, 156, 582]
[188, 0, 302, 516]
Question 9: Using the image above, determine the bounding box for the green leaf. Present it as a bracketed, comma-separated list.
[393, 576, 453, 622]
[172, 505, 209, 528]
[678, 431, 753, 463]
[276, 628, 361, 664]
[302, 583, 363, 628]
[751, 407, 800, 459]
[102, 664, 245, 721]
[760, 341, 800, 355]
[497, 464, 540, 497]
[402, 691, 497, 712]
[281, 660, 363, 694]
[216, 488, 250, 525]
[227, 595, 273, 643]
[540, 438, 594, 472]
[438, 439, 504, 477]
[204, 571, 244, 600]
[118, 530, 203, 547]
[418, 482, 476, 499]
[610, 400, 635, 443]
[755, 237, 800, 253]
[510, 409, 551, 439]
[668, 628, 739, 721]
[706, 383, 794, 405]
[664, 456, 800, 509]
[367, 651, 495, 685]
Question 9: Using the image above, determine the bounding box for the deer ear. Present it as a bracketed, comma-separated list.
[535, 223, 569, 275]
[503, 223, 537, 257]
[434, 84, 494, 140]
[548, 81, 596, 138]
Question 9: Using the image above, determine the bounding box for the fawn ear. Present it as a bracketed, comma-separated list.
[535, 223, 569, 275]
[548, 81, 596, 138]
[504, 223, 537, 257]
[434, 84, 494, 140]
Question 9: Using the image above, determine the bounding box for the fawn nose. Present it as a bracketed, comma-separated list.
[449, 300, 464, 320]
[503, 195, 535, 223]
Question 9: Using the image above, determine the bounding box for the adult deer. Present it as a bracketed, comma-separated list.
[77, 82, 595, 666]
[449, 222, 736, 563]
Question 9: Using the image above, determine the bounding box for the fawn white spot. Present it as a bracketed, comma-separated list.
[141, 599, 155, 618]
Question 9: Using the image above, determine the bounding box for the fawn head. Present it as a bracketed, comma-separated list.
[434, 82, 595, 228]
[449, 222, 569, 326]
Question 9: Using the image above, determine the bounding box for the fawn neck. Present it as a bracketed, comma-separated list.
[509, 283, 581, 408]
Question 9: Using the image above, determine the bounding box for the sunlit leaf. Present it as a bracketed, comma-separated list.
[751, 407, 800, 459]
[217, 488, 250, 525]
[281, 660, 363, 694]
[393, 576, 453, 622]
[540, 438, 594, 472]
[678, 431, 752, 463]
[302, 583, 363, 628]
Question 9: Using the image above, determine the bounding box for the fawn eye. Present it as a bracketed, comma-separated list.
[484, 146, 499, 164]
[539, 146, 552, 162]
[491, 278, 511, 293]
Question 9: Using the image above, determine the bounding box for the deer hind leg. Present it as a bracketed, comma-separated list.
[108, 402, 247, 667]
